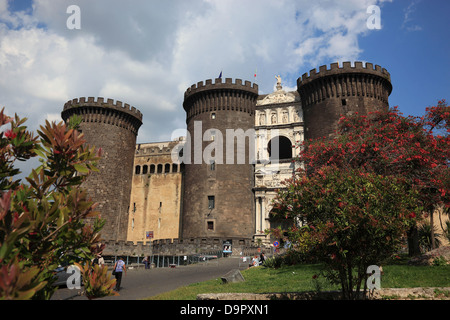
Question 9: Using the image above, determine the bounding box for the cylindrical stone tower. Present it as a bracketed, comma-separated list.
[61, 97, 143, 242]
[181, 78, 258, 239]
[297, 61, 392, 141]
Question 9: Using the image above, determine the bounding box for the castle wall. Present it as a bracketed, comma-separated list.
[102, 237, 255, 257]
[61, 61, 399, 256]
[127, 141, 184, 243]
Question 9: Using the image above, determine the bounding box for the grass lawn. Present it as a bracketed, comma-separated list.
[146, 259, 450, 300]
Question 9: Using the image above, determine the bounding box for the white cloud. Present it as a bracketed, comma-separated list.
[0, 0, 389, 144]
[402, 0, 422, 31]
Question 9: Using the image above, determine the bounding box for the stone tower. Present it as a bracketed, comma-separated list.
[61, 97, 143, 242]
[297, 61, 392, 141]
[181, 78, 258, 239]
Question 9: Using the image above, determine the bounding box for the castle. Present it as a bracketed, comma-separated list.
[61, 61, 392, 256]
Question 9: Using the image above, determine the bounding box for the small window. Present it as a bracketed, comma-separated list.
[207, 221, 214, 231]
[150, 164, 155, 174]
[210, 160, 215, 171]
[208, 196, 215, 209]
[211, 112, 216, 119]
[142, 165, 148, 174]
[157, 164, 163, 174]
[165, 164, 170, 173]
[342, 99, 347, 106]
[135, 166, 141, 175]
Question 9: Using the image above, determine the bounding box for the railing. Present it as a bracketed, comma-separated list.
[103, 250, 224, 269]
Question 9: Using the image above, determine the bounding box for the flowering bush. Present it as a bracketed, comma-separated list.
[271, 100, 449, 299]
[299, 102, 450, 254]
[272, 166, 421, 299]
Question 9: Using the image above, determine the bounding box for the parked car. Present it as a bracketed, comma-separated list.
[52, 263, 83, 288]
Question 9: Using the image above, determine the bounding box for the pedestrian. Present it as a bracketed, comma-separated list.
[259, 252, 266, 265]
[143, 256, 150, 269]
[251, 255, 259, 267]
[99, 254, 105, 266]
[113, 257, 126, 291]
[95, 254, 105, 267]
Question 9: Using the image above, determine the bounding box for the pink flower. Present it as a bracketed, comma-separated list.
[4, 129, 16, 139]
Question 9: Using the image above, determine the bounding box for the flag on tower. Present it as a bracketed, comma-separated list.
[218, 71, 222, 79]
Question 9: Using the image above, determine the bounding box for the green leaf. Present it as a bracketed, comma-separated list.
[32, 148, 47, 159]
[73, 164, 89, 173]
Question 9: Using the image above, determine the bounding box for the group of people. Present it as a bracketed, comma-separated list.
[250, 252, 267, 267]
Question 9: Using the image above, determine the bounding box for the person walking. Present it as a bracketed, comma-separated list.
[113, 257, 126, 291]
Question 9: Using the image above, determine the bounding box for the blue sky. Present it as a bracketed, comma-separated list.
[357, 0, 449, 118]
[7, 0, 31, 12]
[0, 0, 448, 145]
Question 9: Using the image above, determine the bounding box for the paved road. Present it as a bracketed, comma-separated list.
[51, 256, 248, 300]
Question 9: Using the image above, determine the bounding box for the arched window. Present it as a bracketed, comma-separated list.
[150, 164, 155, 174]
[165, 164, 171, 173]
[268, 136, 292, 160]
[135, 165, 141, 175]
[142, 165, 148, 174]
[172, 164, 178, 173]
[157, 164, 163, 174]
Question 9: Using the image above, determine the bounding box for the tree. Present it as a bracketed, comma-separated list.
[270, 101, 449, 299]
[0, 109, 115, 300]
[298, 102, 450, 255]
[271, 166, 421, 299]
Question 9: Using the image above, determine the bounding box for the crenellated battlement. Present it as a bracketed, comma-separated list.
[298, 61, 391, 86]
[63, 97, 143, 122]
[102, 237, 255, 257]
[183, 78, 259, 120]
[298, 61, 392, 141]
[61, 97, 143, 136]
[184, 78, 258, 100]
